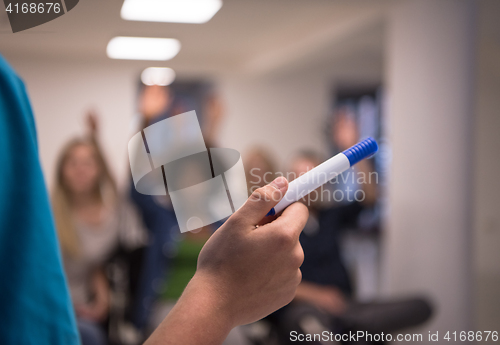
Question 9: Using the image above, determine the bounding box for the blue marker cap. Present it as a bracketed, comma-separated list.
[342, 137, 378, 166]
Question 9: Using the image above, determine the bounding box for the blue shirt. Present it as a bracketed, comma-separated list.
[0, 55, 80, 344]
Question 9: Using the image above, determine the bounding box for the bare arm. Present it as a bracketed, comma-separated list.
[145, 177, 309, 345]
[143, 274, 232, 345]
[92, 269, 110, 321]
[75, 268, 109, 322]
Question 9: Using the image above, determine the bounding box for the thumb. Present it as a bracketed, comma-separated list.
[233, 176, 288, 227]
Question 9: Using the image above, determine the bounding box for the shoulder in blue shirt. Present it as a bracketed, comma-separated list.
[0, 54, 80, 345]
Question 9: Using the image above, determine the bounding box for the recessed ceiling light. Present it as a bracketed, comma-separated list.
[141, 67, 176, 86]
[121, 0, 222, 24]
[106, 37, 181, 61]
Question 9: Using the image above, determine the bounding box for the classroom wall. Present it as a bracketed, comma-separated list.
[7, 57, 138, 190]
[218, 73, 331, 171]
[383, 0, 475, 340]
[473, 0, 500, 332]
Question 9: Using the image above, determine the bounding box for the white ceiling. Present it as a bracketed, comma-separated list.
[0, 0, 388, 76]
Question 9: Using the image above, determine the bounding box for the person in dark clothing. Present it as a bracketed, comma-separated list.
[299, 201, 363, 299]
[267, 147, 377, 343]
[267, 116, 432, 344]
[130, 85, 226, 333]
[129, 85, 182, 332]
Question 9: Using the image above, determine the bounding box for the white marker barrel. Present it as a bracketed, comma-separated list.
[267, 137, 378, 216]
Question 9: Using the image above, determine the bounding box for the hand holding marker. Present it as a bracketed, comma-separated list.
[267, 137, 379, 216]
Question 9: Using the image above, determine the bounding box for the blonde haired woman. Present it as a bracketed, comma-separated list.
[52, 137, 146, 345]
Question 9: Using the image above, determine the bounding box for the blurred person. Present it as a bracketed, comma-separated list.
[130, 85, 227, 333]
[202, 94, 225, 147]
[293, 114, 378, 308]
[52, 136, 147, 345]
[129, 84, 181, 332]
[244, 147, 277, 194]
[134, 90, 255, 344]
[157, 156, 217, 308]
[267, 116, 431, 344]
[266, 148, 374, 344]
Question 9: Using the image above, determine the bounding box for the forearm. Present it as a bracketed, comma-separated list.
[145, 274, 233, 345]
[90, 269, 110, 320]
[94, 270, 109, 307]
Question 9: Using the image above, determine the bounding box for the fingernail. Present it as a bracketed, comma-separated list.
[270, 176, 288, 193]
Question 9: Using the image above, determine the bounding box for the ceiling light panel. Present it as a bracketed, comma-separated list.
[141, 67, 176, 86]
[121, 0, 223, 24]
[107, 37, 181, 61]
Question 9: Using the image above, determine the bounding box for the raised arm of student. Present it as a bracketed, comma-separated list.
[145, 176, 308, 345]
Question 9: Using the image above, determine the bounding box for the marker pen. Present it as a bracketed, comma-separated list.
[267, 137, 378, 216]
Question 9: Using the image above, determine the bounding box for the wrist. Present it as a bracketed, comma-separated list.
[145, 273, 234, 345]
[184, 272, 235, 331]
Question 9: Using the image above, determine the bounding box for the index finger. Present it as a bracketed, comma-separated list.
[264, 202, 309, 240]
